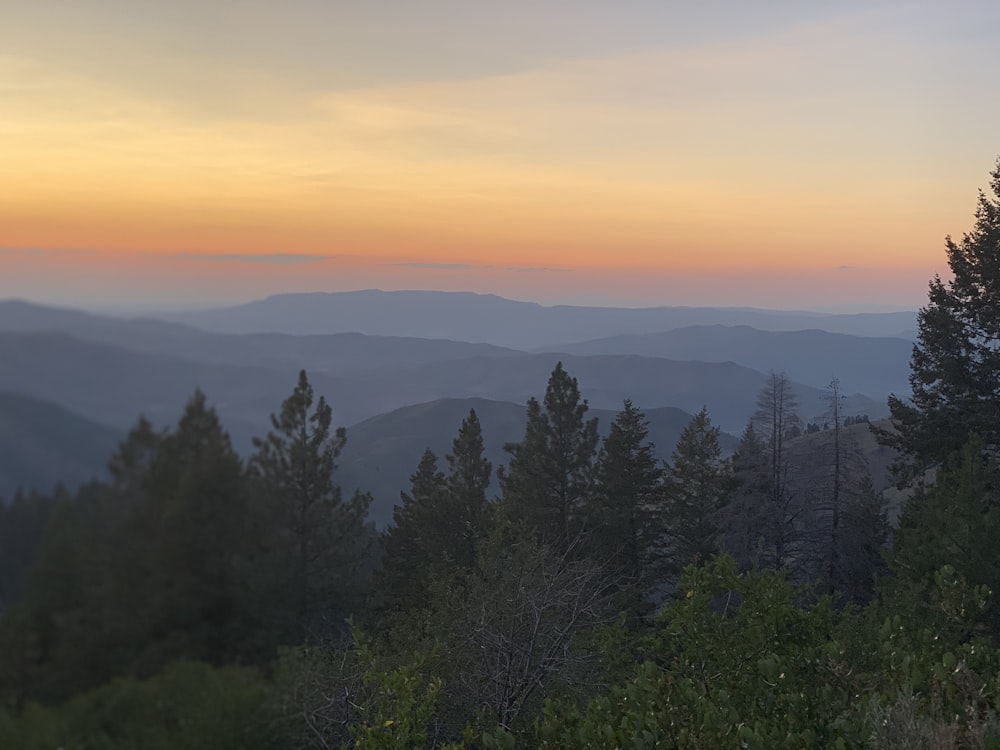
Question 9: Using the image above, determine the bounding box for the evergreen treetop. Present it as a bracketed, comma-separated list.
[500, 362, 598, 545]
[588, 400, 661, 584]
[881, 158, 1000, 476]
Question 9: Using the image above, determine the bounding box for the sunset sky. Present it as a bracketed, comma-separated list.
[3, 0, 999, 311]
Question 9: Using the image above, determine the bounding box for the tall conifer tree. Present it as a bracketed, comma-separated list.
[142, 390, 250, 666]
[659, 408, 731, 579]
[879, 159, 1000, 477]
[890, 436, 1000, 637]
[445, 409, 492, 567]
[500, 363, 598, 546]
[378, 448, 448, 612]
[588, 400, 661, 583]
[377, 411, 492, 611]
[250, 371, 371, 640]
[720, 422, 770, 569]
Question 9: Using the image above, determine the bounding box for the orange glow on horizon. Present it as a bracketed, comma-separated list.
[2, 2, 996, 309]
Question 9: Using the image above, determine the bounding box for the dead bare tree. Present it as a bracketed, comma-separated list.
[750, 371, 806, 570]
[450, 532, 619, 731]
[273, 640, 365, 750]
[826, 377, 845, 592]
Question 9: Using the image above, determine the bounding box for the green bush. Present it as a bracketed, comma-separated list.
[0, 660, 272, 750]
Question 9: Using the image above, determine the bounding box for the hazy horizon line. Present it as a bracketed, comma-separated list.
[2, 289, 920, 318]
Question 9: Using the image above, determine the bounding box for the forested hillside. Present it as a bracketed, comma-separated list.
[337, 397, 727, 527]
[0, 348, 991, 748]
[0, 393, 119, 498]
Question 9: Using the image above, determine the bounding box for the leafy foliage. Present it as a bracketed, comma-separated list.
[0, 660, 272, 750]
[889, 435, 1000, 639]
[533, 558, 1000, 750]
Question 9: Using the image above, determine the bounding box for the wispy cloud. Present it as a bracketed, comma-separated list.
[180, 253, 342, 265]
[0, 247, 51, 256]
[392, 261, 481, 270]
[506, 266, 572, 273]
[391, 261, 571, 273]
[0, 246, 97, 257]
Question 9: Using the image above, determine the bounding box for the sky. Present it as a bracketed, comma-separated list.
[2, 0, 999, 312]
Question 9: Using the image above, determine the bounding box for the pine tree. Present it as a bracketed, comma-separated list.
[889, 435, 1000, 637]
[12, 396, 255, 700]
[720, 421, 770, 570]
[500, 363, 599, 546]
[6, 417, 179, 702]
[823, 378, 845, 591]
[90, 418, 169, 677]
[377, 411, 492, 612]
[8, 486, 93, 702]
[588, 400, 661, 583]
[141, 390, 251, 667]
[107, 416, 163, 495]
[499, 397, 547, 523]
[444, 409, 492, 567]
[0, 489, 59, 618]
[832, 475, 888, 605]
[879, 159, 1000, 477]
[378, 449, 448, 612]
[249, 371, 372, 640]
[658, 408, 731, 580]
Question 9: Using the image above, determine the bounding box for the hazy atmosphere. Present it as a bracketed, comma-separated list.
[3, 0, 999, 309]
[4, 3, 1000, 748]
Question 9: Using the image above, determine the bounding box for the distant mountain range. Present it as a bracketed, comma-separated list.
[0, 295, 907, 507]
[0, 328, 883, 449]
[164, 290, 918, 348]
[0, 299, 521, 376]
[0, 392, 120, 499]
[0, 330, 301, 448]
[329, 352, 884, 432]
[546, 325, 913, 398]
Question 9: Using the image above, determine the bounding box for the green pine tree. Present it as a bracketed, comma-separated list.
[832, 474, 888, 605]
[658, 408, 731, 580]
[889, 435, 1000, 638]
[377, 410, 493, 613]
[588, 400, 661, 584]
[378, 448, 448, 612]
[249, 370, 372, 641]
[500, 363, 598, 545]
[878, 158, 1000, 479]
[720, 421, 771, 570]
[140, 390, 252, 668]
[443, 408, 492, 568]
